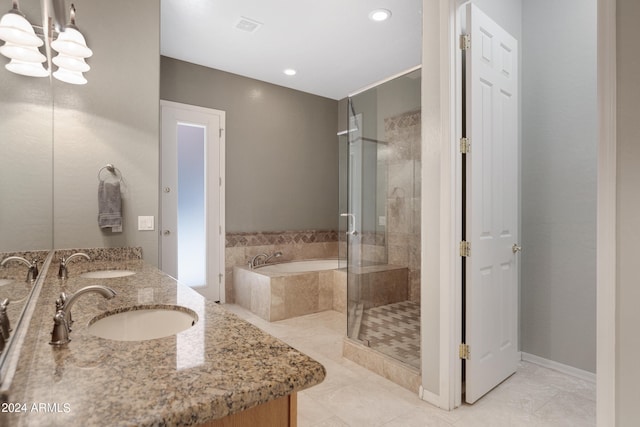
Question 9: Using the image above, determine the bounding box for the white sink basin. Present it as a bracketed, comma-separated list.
[88, 306, 197, 341]
[0, 279, 13, 286]
[80, 270, 136, 279]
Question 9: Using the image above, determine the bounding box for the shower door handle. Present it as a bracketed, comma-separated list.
[340, 213, 358, 236]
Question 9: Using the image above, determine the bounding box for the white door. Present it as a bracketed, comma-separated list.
[464, 4, 519, 404]
[160, 101, 225, 302]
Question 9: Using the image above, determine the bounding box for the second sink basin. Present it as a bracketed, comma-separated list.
[80, 270, 136, 279]
[88, 306, 198, 341]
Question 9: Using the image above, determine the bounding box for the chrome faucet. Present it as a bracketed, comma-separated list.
[1, 256, 39, 283]
[0, 298, 10, 341]
[49, 285, 116, 345]
[249, 253, 268, 268]
[264, 251, 282, 264]
[249, 251, 282, 269]
[58, 252, 91, 279]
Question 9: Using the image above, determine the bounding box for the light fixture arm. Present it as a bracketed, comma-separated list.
[68, 3, 75, 26]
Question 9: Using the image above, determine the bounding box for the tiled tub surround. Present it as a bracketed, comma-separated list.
[234, 262, 341, 322]
[225, 230, 339, 303]
[235, 261, 408, 322]
[4, 250, 325, 426]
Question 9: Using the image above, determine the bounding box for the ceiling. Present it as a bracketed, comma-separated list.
[161, 0, 422, 100]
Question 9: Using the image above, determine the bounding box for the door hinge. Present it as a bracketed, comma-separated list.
[460, 34, 471, 50]
[219, 128, 223, 138]
[460, 241, 471, 257]
[219, 177, 222, 186]
[460, 137, 471, 154]
[219, 225, 222, 234]
[218, 273, 223, 284]
[459, 343, 470, 360]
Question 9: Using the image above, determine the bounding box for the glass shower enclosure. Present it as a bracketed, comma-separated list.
[339, 68, 422, 369]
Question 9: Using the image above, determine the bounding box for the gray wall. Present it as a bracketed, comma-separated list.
[521, 0, 597, 373]
[160, 57, 339, 233]
[52, 0, 160, 264]
[473, 0, 522, 41]
[617, 0, 640, 423]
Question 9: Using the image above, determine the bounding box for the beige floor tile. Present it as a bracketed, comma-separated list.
[534, 391, 597, 427]
[297, 392, 335, 426]
[222, 305, 596, 427]
[381, 406, 454, 427]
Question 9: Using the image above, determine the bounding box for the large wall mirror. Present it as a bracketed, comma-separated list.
[0, 1, 53, 386]
[1, 0, 159, 260]
[0, 0, 159, 384]
[0, 3, 53, 253]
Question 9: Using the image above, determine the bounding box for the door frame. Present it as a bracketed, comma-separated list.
[159, 100, 227, 303]
[420, 0, 616, 423]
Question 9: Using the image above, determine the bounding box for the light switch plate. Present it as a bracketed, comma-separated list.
[138, 216, 154, 231]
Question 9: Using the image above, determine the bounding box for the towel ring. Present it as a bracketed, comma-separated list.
[97, 164, 123, 182]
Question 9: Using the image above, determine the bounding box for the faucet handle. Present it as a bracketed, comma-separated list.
[55, 293, 67, 312]
[50, 311, 70, 345]
[0, 298, 11, 340]
[29, 258, 39, 281]
[0, 299, 10, 340]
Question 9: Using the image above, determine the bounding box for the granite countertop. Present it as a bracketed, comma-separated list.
[4, 253, 325, 426]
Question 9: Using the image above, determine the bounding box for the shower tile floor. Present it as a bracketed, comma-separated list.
[358, 300, 421, 369]
[223, 304, 596, 427]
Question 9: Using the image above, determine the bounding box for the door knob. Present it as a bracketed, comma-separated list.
[512, 244, 522, 254]
[163, 230, 171, 236]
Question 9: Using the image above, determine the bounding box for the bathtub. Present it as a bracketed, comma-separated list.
[233, 259, 346, 321]
[255, 259, 342, 274]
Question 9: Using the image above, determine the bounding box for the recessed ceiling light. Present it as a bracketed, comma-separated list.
[369, 9, 392, 22]
[283, 68, 297, 76]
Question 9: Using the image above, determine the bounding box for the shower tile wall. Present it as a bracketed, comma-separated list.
[360, 232, 387, 265]
[385, 110, 421, 302]
[225, 230, 339, 303]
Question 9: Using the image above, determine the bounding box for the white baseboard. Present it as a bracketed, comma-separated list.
[419, 385, 446, 408]
[521, 352, 596, 383]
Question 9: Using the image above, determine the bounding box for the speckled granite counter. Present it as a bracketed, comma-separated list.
[4, 252, 325, 426]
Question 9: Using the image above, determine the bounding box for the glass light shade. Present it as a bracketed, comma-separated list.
[0, 11, 42, 47]
[52, 53, 89, 72]
[53, 68, 87, 85]
[0, 42, 45, 62]
[5, 58, 49, 77]
[51, 27, 92, 58]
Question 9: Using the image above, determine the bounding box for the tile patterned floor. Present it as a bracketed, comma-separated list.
[223, 305, 596, 427]
[358, 301, 421, 369]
